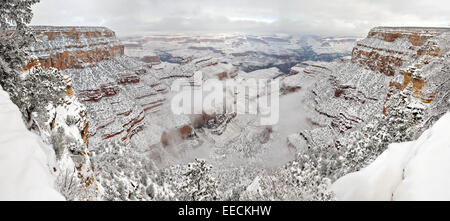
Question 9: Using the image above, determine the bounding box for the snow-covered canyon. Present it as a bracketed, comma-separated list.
[1, 25, 448, 201]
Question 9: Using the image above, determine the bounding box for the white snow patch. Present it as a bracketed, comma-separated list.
[0, 86, 64, 201]
[332, 112, 450, 201]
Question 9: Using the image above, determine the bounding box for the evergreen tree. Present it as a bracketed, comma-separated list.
[340, 87, 424, 174]
[239, 156, 335, 201]
[180, 159, 219, 201]
[0, 0, 40, 99]
[0, 0, 68, 125]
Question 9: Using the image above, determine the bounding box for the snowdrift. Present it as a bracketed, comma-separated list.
[332, 112, 450, 200]
[0, 86, 64, 200]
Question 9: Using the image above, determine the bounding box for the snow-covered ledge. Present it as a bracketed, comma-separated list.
[0, 86, 64, 201]
[332, 112, 450, 201]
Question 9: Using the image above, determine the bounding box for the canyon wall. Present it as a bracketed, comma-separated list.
[289, 27, 450, 151]
[28, 26, 124, 70]
[27, 27, 239, 151]
[351, 27, 446, 76]
[26, 26, 246, 200]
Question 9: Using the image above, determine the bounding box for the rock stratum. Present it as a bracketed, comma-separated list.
[28, 26, 124, 70]
[352, 27, 448, 76]
[289, 27, 449, 153]
[27, 26, 243, 153]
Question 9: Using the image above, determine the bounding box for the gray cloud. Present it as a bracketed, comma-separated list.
[31, 0, 450, 37]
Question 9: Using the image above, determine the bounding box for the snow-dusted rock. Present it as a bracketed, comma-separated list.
[290, 27, 450, 151]
[28, 26, 124, 70]
[121, 33, 359, 74]
[352, 27, 449, 76]
[307, 36, 360, 55]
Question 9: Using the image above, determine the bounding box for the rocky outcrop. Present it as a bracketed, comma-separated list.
[27, 26, 124, 70]
[352, 27, 448, 76]
[288, 27, 450, 151]
[26, 27, 161, 147]
[27, 25, 240, 149]
[160, 125, 195, 147]
[141, 55, 161, 64]
[16, 59, 99, 199]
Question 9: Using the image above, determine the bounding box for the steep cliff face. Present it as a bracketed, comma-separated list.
[289, 27, 450, 151]
[27, 27, 241, 150]
[26, 27, 141, 147]
[19, 63, 98, 199]
[22, 27, 129, 199]
[354, 27, 450, 131]
[27, 26, 257, 200]
[28, 26, 124, 70]
[386, 28, 450, 134]
[352, 27, 447, 76]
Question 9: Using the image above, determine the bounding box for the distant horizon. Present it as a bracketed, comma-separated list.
[28, 24, 450, 38]
[27, 25, 365, 38]
[26, 24, 450, 39]
[31, 0, 450, 37]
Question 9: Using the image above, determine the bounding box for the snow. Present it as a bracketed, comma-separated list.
[307, 37, 359, 54]
[0, 86, 64, 201]
[332, 112, 450, 201]
[240, 67, 283, 79]
[239, 176, 263, 200]
[121, 33, 360, 75]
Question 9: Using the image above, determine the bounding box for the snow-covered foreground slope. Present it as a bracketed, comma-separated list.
[332, 112, 450, 201]
[0, 86, 64, 201]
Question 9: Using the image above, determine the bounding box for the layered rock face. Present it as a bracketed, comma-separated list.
[28, 27, 242, 151]
[27, 26, 232, 199]
[27, 27, 145, 147]
[352, 27, 447, 76]
[289, 27, 450, 151]
[28, 26, 124, 70]
[65, 57, 173, 148]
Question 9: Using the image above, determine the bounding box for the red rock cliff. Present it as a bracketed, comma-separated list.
[352, 27, 448, 76]
[27, 26, 124, 70]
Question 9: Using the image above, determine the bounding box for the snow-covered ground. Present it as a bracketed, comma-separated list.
[0, 86, 64, 201]
[332, 112, 450, 201]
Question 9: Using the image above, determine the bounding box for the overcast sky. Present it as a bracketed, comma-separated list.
[31, 0, 450, 37]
